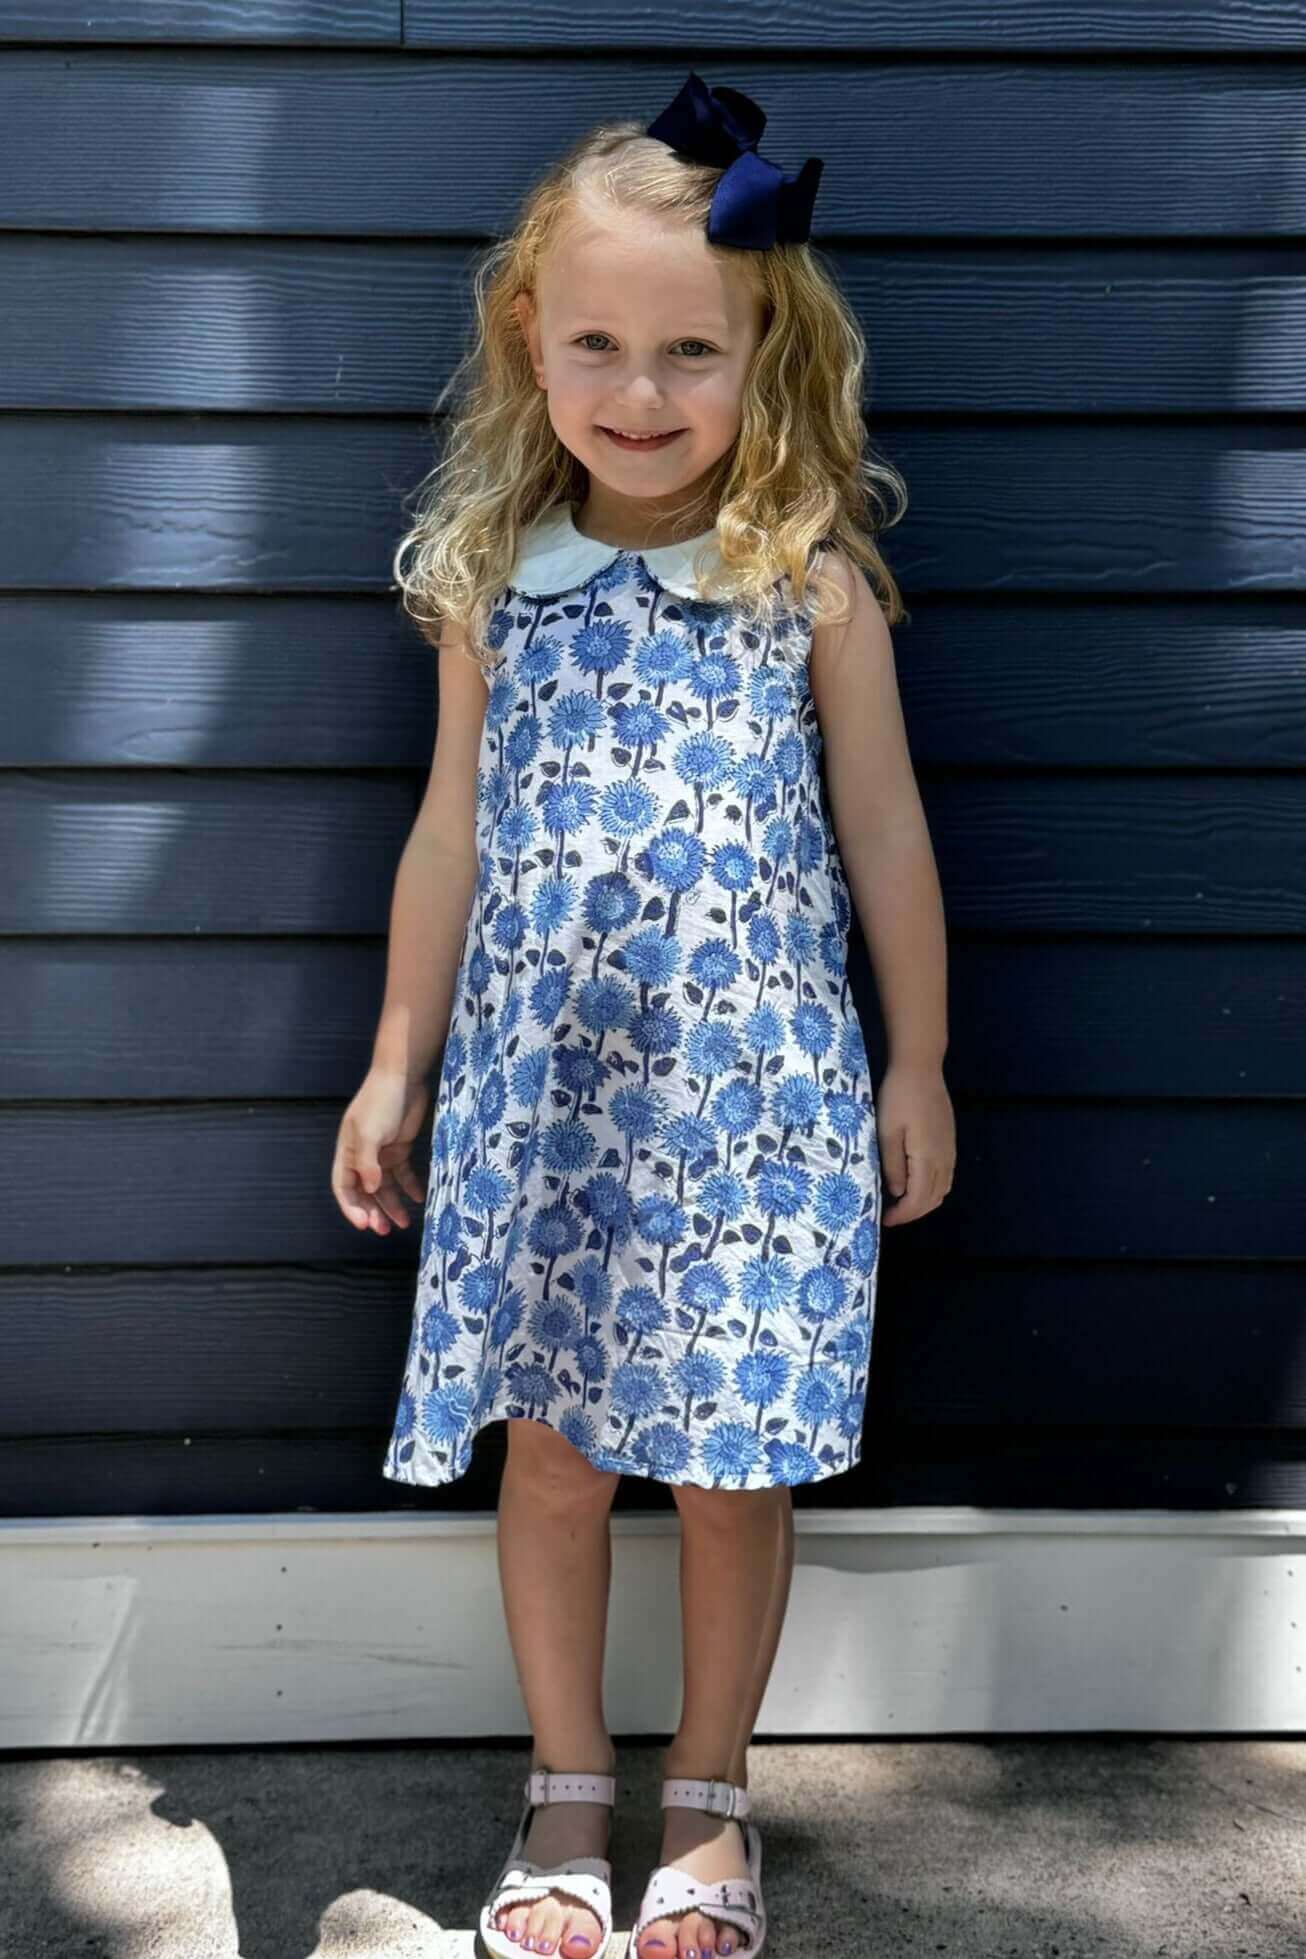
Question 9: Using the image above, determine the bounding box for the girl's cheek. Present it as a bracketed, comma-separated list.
[553, 393, 592, 432]
[701, 378, 742, 422]
[567, 385, 603, 419]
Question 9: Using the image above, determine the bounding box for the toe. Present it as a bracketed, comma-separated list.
[502, 1903, 531, 1943]
[523, 1898, 562, 1953]
[559, 1904, 603, 1956]
[677, 1911, 715, 1958]
[638, 1917, 678, 1956]
[678, 1910, 705, 1957]
[712, 1917, 742, 1955]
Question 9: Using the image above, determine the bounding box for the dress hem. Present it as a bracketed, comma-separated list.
[380, 1412, 863, 1494]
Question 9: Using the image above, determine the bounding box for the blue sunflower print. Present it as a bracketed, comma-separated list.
[382, 549, 880, 1492]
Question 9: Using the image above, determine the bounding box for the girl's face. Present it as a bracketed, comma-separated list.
[515, 208, 764, 536]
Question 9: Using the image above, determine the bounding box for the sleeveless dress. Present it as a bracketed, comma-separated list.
[380, 501, 881, 1492]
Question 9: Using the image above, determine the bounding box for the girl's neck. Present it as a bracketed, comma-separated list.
[571, 494, 717, 553]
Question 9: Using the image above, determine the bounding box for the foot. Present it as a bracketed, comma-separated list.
[635, 1797, 753, 1958]
[493, 1769, 614, 1958]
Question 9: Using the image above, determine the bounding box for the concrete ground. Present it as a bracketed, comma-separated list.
[1, 1738, 1303, 1958]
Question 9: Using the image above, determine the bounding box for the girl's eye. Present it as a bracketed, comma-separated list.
[573, 335, 717, 357]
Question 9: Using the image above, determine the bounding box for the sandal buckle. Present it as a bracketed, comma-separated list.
[704, 1778, 738, 1818]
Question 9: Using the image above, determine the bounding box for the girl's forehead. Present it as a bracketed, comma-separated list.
[536, 214, 754, 324]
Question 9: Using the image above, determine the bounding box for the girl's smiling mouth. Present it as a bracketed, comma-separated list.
[599, 426, 686, 450]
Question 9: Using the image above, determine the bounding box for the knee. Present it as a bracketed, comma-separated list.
[504, 1416, 620, 1512]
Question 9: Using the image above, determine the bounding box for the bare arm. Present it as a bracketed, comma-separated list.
[371, 627, 489, 1085]
[809, 552, 947, 1068]
[809, 551, 955, 1219]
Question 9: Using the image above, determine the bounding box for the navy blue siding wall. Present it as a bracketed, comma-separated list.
[2, 6, 1304, 1516]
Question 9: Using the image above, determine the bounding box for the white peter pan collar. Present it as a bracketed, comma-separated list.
[509, 501, 724, 602]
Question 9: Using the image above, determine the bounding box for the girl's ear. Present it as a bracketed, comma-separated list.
[512, 291, 544, 385]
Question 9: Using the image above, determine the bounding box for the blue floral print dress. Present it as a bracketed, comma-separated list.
[381, 501, 881, 1493]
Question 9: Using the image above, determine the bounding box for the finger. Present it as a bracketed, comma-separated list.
[915, 1160, 939, 1205]
[339, 1147, 395, 1232]
[371, 1180, 413, 1230]
[352, 1141, 386, 1197]
[357, 1153, 418, 1230]
[395, 1162, 427, 1204]
[877, 1136, 908, 1191]
[915, 1156, 945, 1208]
[883, 1156, 909, 1204]
[336, 1169, 381, 1231]
[376, 1139, 424, 1189]
[331, 1137, 369, 1228]
[361, 1197, 393, 1234]
[883, 1156, 914, 1222]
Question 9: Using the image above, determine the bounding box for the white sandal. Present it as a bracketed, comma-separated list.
[477, 1765, 617, 1959]
[629, 1776, 765, 1958]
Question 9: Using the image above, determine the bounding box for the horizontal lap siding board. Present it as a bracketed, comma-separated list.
[3, 56, 1306, 235]
[9, 239, 1306, 415]
[3, 1103, 1302, 1264]
[5, 3, 1305, 49]
[6, 1266, 1306, 1436]
[3, 24, 1304, 1517]
[3, 420, 1306, 590]
[411, 4, 1306, 54]
[5, 770, 1306, 929]
[5, 1434, 1300, 1517]
[6, 595, 1306, 768]
[0, 2, 399, 40]
[3, 3, 1304, 49]
[5, 939, 1306, 1098]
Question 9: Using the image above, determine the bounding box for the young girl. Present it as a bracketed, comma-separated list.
[332, 71, 955, 1959]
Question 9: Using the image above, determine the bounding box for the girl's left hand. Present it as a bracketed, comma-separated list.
[875, 1060, 956, 1225]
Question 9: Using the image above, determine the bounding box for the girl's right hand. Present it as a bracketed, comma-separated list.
[331, 1067, 431, 1234]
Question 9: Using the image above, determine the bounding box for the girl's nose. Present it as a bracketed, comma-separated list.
[615, 376, 665, 402]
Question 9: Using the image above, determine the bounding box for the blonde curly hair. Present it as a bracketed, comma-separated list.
[392, 116, 909, 676]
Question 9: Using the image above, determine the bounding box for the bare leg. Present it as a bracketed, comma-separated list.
[635, 1483, 796, 1959]
[492, 1418, 621, 1959]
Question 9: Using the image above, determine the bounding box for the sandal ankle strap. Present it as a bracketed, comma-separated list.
[661, 1775, 751, 1820]
[524, 1767, 617, 1807]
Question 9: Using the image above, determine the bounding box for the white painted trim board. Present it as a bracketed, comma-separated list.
[3, 1508, 1303, 1747]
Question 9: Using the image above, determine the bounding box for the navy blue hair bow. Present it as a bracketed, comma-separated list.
[645, 71, 824, 250]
